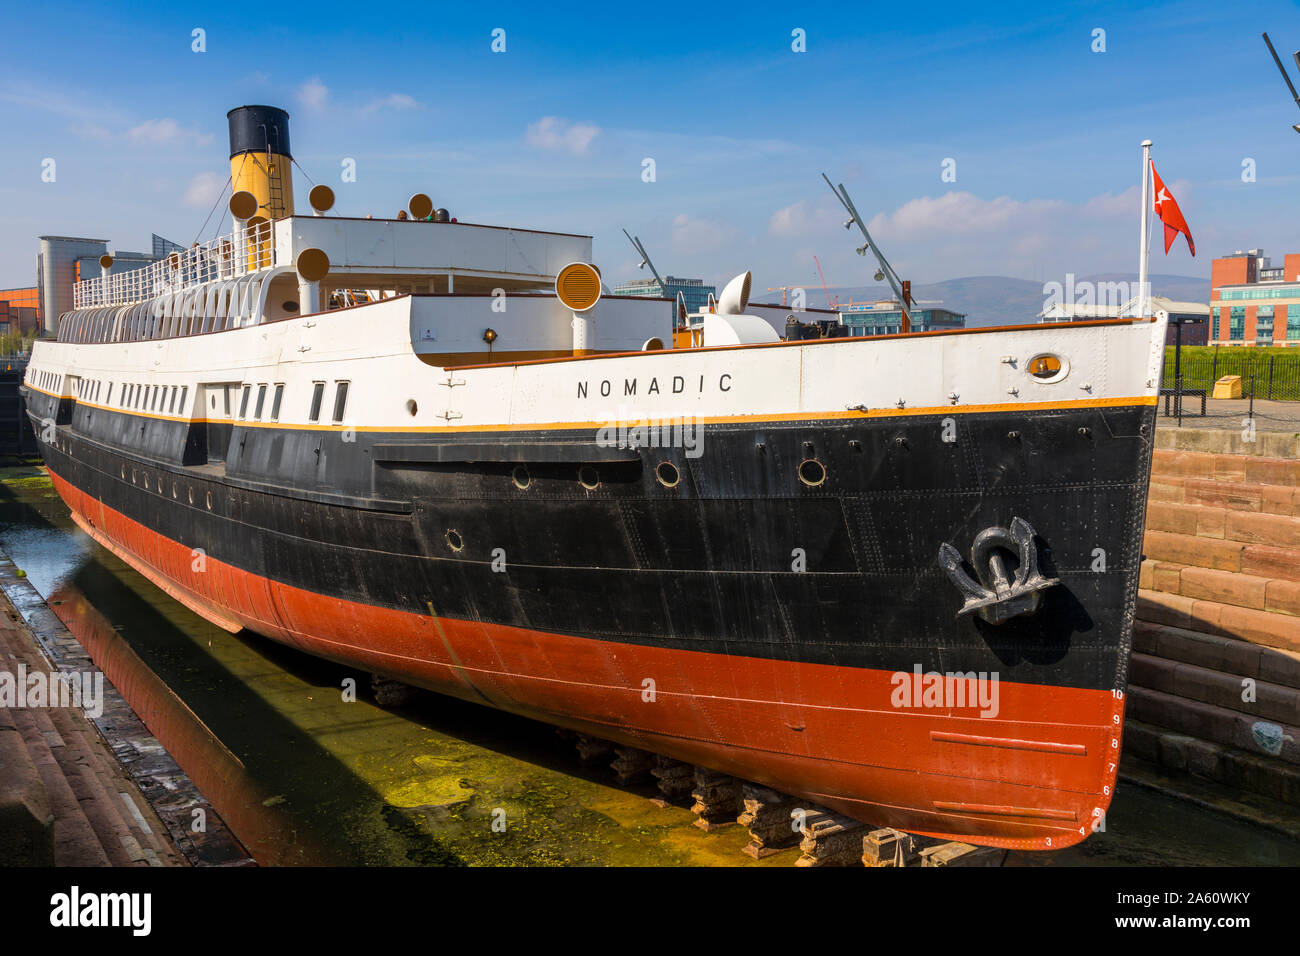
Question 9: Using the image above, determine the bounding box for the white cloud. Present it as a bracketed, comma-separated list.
[768, 200, 840, 238]
[671, 213, 733, 253]
[184, 171, 225, 208]
[126, 118, 213, 148]
[866, 191, 1068, 239]
[363, 93, 422, 113]
[69, 122, 112, 142]
[297, 77, 329, 111]
[525, 116, 600, 156]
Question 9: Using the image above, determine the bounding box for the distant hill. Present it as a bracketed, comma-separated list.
[754, 273, 1209, 328]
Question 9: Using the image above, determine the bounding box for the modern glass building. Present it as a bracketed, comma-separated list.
[1210, 248, 1300, 346]
[838, 302, 965, 336]
[613, 275, 716, 317]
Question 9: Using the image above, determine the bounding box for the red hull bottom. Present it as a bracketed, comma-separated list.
[55, 474, 1124, 851]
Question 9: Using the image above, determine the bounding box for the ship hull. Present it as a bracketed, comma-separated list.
[30, 394, 1153, 850]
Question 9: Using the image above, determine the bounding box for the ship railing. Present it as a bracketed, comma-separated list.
[72, 220, 280, 309]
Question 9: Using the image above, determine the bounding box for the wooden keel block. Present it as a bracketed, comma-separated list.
[649, 755, 694, 805]
[610, 745, 655, 784]
[795, 809, 868, 867]
[862, 827, 926, 867]
[918, 841, 1007, 867]
[574, 734, 616, 765]
[690, 767, 742, 831]
[738, 783, 802, 859]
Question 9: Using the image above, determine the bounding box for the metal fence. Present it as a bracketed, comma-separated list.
[1161, 347, 1300, 402]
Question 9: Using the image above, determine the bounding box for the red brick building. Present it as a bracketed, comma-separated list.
[1209, 249, 1300, 346]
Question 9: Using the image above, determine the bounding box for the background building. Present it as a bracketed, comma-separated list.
[36, 234, 181, 337]
[838, 300, 965, 335]
[0, 287, 40, 338]
[1038, 296, 1210, 345]
[613, 275, 716, 318]
[1209, 248, 1300, 346]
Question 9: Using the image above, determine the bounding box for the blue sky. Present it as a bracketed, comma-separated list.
[2, 0, 1298, 295]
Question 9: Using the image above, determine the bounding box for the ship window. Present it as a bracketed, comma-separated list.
[153, 386, 162, 411]
[124, 384, 131, 406]
[239, 385, 251, 419]
[106, 383, 112, 405]
[169, 387, 178, 414]
[332, 381, 349, 423]
[271, 384, 284, 421]
[136, 385, 145, 409]
[254, 384, 267, 421]
[308, 382, 325, 422]
[179, 386, 188, 413]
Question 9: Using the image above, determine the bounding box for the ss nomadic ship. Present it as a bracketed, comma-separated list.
[23, 106, 1167, 850]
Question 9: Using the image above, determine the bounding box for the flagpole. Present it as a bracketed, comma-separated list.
[1138, 139, 1152, 317]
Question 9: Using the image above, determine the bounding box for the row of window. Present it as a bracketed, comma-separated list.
[1214, 304, 1300, 342]
[1216, 286, 1300, 301]
[32, 369, 61, 393]
[27, 366, 351, 425]
[234, 380, 349, 424]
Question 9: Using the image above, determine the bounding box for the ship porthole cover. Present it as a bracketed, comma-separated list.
[445, 529, 464, 552]
[655, 461, 680, 488]
[578, 465, 600, 490]
[512, 465, 531, 491]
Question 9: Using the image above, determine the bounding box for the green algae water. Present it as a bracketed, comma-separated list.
[0, 467, 1296, 867]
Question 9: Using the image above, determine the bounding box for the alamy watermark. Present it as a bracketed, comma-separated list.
[0, 663, 104, 719]
[596, 406, 704, 458]
[890, 664, 1000, 718]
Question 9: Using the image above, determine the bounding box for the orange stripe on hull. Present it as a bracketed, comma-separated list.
[52, 472, 1125, 850]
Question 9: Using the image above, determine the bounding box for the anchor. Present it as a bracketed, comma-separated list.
[937, 517, 1059, 625]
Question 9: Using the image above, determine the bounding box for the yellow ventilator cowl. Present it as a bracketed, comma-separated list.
[556, 262, 602, 312]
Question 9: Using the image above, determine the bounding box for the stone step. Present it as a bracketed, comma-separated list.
[19, 696, 139, 866]
[1124, 717, 1300, 806]
[1138, 561, 1300, 617]
[1147, 501, 1300, 545]
[1142, 529, 1300, 583]
[1129, 651, 1300, 726]
[1133, 620, 1300, 690]
[1127, 685, 1300, 767]
[1137, 589, 1300, 654]
[1153, 427, 1300, 460]
[1149, 475, 1299, 518]
[0, 706, 56, 865]
[1152, 448, 1300, 486]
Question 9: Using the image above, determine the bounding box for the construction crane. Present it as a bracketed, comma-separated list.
[813, 255, 838, 310]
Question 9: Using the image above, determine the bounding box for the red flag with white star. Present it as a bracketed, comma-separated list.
[1151, 161, 1195, 256]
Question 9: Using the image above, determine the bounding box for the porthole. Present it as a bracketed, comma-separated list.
[142, 474, 149, 490]
[205, 490, 212, 511]
[1027, 353, 1068, 383]
[655, 461, 681, 488]
[172, 481, 178, 499]
[511, 465, 531, 491]
[798, 458, 827, 487]
[406, 399, 418, 417]
[578, 465, 600, 490]
[445, 529, 464, 552]
[187, 487, 194, 505]
[120, 464, 125, 479]
[131, 468, 137, 485]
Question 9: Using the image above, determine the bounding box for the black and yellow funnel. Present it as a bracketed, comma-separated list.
[227, 105, 295, 221]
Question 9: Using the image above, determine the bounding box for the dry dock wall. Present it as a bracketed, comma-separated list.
[1132, 427, 1300, 806]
